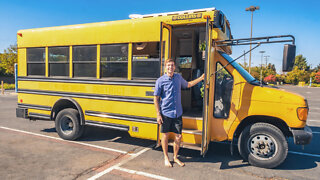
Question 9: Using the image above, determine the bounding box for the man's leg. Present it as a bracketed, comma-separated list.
[173, 133, 185, 167]
[161, 132, 172, 167]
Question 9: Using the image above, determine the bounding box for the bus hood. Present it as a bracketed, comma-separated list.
[250, 85, 307, 106]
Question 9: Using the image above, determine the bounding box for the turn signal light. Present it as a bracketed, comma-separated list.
[297, 107, 308, 121]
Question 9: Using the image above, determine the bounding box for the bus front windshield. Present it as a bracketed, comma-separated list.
[218, 51, 256, 83]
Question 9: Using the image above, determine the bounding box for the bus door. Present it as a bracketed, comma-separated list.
[156, 22, 172, 146]
[160, 22, 172, 74]
[201, 18, 212, 156]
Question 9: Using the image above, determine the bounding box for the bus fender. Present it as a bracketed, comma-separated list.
[51, 97, 85, 125]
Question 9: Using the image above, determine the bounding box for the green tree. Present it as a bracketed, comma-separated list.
[0, 44, 17, 75]
[294, 54, 310, 70]
[285, 66, 310, 84]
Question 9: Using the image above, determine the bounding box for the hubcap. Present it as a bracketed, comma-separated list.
[248, 134, 277, 160]
[60, 116, 74, 135]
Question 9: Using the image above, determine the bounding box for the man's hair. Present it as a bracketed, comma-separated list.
[165, 59, 175, 65]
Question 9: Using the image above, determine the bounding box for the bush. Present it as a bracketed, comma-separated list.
[311, 83, 320, 87]
[2, 83, 15, 90]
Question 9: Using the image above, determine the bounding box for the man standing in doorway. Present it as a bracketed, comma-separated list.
[154, 59, 204, 167]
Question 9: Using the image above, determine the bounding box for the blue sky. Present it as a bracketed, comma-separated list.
[1, 0, 319, 72]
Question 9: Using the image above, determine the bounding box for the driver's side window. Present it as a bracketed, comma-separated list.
[214, 62, 233, 118]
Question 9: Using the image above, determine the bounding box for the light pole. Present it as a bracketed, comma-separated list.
[264, 55, 270, 67]
[259, 50, 265, 83]
[246, 6, 260, 74]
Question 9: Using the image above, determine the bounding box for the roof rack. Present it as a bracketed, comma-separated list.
[129, 7, 216, 19]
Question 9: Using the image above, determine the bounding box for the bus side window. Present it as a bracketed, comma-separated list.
[132, 42, 160, 79]
[27, 47, 45, 76]
[214, 62, 233, 118]
[100, 44, 128, 78]
[73, 45, 97, 77]
[48, 46, 69, 77]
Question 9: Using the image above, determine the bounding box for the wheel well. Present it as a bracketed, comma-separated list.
[51, 98, 85, 125]
[233, 116, 292, 139]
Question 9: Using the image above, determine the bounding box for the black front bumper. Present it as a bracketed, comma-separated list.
[291, 126, 313, 145]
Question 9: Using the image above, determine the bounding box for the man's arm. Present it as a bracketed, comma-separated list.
[187, 74, 205, 88]
[154, 96, 163, 125]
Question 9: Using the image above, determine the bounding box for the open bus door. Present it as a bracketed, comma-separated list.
[156, 22, 172, 147]
[201, 17, 212, 156]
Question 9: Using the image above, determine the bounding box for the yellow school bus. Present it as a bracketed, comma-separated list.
[16, 7, 312, 168]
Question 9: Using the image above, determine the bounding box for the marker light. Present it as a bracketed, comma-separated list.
[203, 15, 211, 19]
[297, 107, 308, 121]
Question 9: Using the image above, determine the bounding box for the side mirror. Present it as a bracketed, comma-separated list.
[282, 44, 296, 72]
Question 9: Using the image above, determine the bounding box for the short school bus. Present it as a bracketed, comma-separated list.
[16, 7, 312, 168]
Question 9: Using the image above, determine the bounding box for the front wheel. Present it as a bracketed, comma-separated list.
[55, 108, 84, 140]
[238, 123, 288, 168]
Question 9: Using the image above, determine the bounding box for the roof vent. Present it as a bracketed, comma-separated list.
[129, 7, 216, 19]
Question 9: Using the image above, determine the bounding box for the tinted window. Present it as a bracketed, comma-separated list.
[132, 42, 160, 79]
[27, 48, 45, 76]
[73, 45, 96, 77]
[49, 47, 69, 76]
[214, 62, 233, 118]
[100, 44, 128, 78]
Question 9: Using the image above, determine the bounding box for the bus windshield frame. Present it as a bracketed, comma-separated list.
[218, 51, 256, 83]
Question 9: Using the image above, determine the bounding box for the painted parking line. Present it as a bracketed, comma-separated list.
[115, 167, 173, 180]
[88, 146, 152, 180]
[308, 120, 320, 123]
[0, 126, 127, 154]
[289, 151, 320, 158]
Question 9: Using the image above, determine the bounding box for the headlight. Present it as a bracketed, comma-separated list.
[297, 107, 308, 121]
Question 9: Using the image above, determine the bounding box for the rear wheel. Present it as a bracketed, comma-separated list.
[55, 108, 84, 140]
[238, 123, 288, 168]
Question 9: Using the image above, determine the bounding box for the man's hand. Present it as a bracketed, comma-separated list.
[154, 96, 163, 125]
[200, 73, 205, 80]
[188, 73, 205, 88]
[157, 114, 163, 125]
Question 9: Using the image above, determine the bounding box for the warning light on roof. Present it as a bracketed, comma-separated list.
[203, 15, 211, 19]
[20, 99, 23, 103]
[17, 33, 22, 37]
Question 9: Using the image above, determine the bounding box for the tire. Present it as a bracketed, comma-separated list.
[55, 108, 84, 140]
[238, 123, 288, 168]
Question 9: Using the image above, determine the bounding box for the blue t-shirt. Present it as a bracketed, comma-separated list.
[154, 73, 188, 118]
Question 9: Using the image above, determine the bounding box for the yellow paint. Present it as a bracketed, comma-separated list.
[17, 48, 26, 76]
[69, 46, 73, 78]
[28, 109, 50, 115]
[45, 47, 48, 77]
[97, 45, 100, 79]
[128, 43, 132, 80]
[18, 80, 153, 99]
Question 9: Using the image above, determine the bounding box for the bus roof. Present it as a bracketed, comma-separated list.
[17, 8, 222, 48]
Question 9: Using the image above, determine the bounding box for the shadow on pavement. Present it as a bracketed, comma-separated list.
[40, 125, 319, 170]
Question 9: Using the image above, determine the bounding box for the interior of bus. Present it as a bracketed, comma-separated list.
[170, 24, 207, 117]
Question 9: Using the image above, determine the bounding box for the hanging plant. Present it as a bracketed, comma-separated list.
[199, 41, 206, 52]
[200, 83, 204, 98]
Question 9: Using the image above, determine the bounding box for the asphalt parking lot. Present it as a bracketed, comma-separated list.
[0, 85, 319, 180]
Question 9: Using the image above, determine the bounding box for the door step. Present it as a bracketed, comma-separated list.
[168, 141, 201, 151]
[182, 128, 202, 135]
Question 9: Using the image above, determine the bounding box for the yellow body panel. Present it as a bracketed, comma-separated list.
[18, 81, 153, 99]
[28, 109, 51, 115]
[17, 48, 26, 76]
